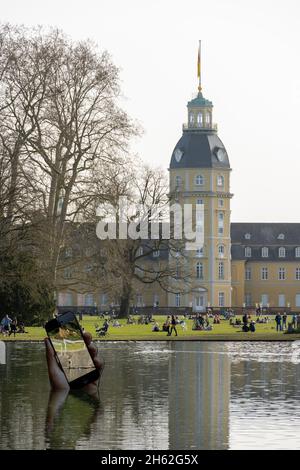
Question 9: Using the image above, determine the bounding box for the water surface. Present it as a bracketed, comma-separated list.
[0, 341, 300, 450]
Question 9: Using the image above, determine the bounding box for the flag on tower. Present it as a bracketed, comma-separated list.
[197, 41, 201, 78]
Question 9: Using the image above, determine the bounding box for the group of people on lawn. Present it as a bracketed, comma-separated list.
[0, 314, 27, 337]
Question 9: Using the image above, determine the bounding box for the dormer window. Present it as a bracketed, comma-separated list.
[279, 247, 286, 258]
[245, 233, 251, 240]
[195, 175, 204, 186]
[205, 113, 210, 124]
[189, 113, 195, 123]
[278, 233, 285, 240]
[262, 247, 269, 258]
[245, 247, 252, 257]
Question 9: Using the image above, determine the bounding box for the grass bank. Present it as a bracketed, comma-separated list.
[2, 315, 300, 342]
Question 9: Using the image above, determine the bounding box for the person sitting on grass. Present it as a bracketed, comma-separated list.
[249, 320, 256, 333]
[112, 320, 121, 327]
[162, 316, 171, 334]
[152, 322, 160, 332]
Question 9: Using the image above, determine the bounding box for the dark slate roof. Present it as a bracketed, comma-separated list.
[231, 223, 300, 261]
[169, 131, 230, 169]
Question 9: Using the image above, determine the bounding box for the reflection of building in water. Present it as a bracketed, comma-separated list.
[168, 342, 230, 450]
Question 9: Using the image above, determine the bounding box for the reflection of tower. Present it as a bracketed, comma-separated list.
[168, 342, 230, 450]
[168, 43, 232, 310]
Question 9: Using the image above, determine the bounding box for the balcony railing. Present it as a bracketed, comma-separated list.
[182, 122, 218, 131]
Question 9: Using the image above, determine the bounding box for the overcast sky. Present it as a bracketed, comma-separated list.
[2, 0, 300, 222]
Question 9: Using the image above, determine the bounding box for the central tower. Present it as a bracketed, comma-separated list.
[168, 43, 232, 311]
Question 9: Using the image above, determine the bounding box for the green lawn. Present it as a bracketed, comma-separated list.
[2, 315, 300, 341]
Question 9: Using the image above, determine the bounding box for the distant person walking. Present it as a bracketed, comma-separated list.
[168, 315, 178, 337]
[275, 313, 282, 332]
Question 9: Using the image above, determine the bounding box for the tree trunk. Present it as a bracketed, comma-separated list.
[118, 281, 132, 318]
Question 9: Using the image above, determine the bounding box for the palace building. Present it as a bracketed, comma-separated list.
[57, 47, 300, 313]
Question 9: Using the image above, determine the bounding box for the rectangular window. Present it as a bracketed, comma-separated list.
[100, 293, 108, 305]
[218, 212, 224, 236]
[175, 293, 181, 307]
[296, 294, 300, 307]
[218, 199, 224, 208]
[261, 267, 268, 280]
[262, 247, 269, 258]
[245, 293, 252, 306]
[278, 267, 286, 280]
[261, 294, 269, 307]
[278, 294, 285, 307]
[296, 268, 300, 280]
[218, 262, 224, 280]
[136, 294, 143, 306]
[84, 294, 94, 306]
[153, 294, 159, 307]
[218, 292, 225, 307]
[245, 267, 251, 280]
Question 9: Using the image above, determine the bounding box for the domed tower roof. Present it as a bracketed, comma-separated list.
[170, 132, 230, 169]
[169, 42, 230, 170]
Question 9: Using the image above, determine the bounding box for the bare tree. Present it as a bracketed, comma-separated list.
[0, 24, 139, 291]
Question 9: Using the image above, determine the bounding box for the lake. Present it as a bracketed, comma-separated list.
[0, 340, 300, 450]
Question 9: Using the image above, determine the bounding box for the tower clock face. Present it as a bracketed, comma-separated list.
[174, 148, 183, 162]
[216, 148, 225, 162]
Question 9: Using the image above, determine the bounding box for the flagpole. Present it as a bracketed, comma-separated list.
[198, 40, 202, 93]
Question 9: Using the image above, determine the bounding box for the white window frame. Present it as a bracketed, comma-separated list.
[296, 247, 300, 258]
[261, 294, 269, 307]
[217, 175, 224, 187]
[218, 261, 224, 280]
[278, 267, 286, 280]
[262, 247, 269, 258]
[195, 174, 204, 186]
[261, 267, 268, 280]
[175, 293, 181, 307]
[278, 294, 286, 307]
[279, 247, 286, 258]
[296, 294, 300, 307]
[218, 292, 225, 307]
[245, 247, 252, 257]
[196, 262, 203, 280]
[245, 293, 252, 306]
[296, 268, 300, 280]
[245, 267, 251, 280]
[218, 199, 224, 207]
[218, 245, 225, 257]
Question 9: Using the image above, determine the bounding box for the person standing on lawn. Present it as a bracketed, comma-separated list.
[275, 313, 282, 332]
[168, 315, 178, 337]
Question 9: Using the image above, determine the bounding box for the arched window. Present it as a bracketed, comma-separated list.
[189, 113, 194, 123]
[279, 247, 286, 258]
[218, 245, 225, 257]
[195, 175, 204, 186]
[205, 113, 211, 124]
[217, 175, 224, 187]
[196, 262, 203, 279]
[197, 113, 203, 126]
[262, 247, 269, 258]
[196, 247, 203, 257]
[245, 247, 252, 257]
